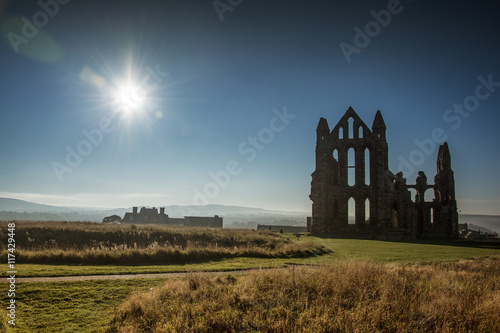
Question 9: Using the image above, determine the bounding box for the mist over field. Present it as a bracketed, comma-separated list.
[458, 215, 500, 234]
[0, 197, 307, 228]
[1, 197, 499, 233]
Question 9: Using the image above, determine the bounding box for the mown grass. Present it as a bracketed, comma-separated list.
[108, 258, 500, 333]
[0, 278, 168, 333]
[0, 222, 329, 266]
[294, 235, 500, 264]
[13, 257, 293, 277]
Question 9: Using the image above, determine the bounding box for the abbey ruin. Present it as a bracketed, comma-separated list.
[309, 107, 458, 239]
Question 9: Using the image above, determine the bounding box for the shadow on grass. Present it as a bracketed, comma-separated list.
[405, 238, 500, 250]
[300, 232, 500, 251]
[300, 231, 500, 250]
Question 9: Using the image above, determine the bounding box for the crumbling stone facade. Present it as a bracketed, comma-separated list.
[309, 107, 458, 239]
[122, 207, 223, 228]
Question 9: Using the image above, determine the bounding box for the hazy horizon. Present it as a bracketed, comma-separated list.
[1, 1, 499, 215]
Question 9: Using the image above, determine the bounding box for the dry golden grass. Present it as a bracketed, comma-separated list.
[0, 221, 329, 265]
[108, 258, 500, 332]
[0, 221, 281, 250]
[9, 241, 328, 265]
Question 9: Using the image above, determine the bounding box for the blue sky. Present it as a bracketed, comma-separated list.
[0, 0, 499, 214]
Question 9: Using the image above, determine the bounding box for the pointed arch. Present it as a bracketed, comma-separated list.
[434, 189, 442, 202]
[364, 148, 370, 185]
[392, 202, 399, 228]
[339, 127, 343, 139]
[348, 197, 355, 224]
[347, 117, 354, 139]
[424, 188, 435, 202]
[365, 198, 370, 224]
[348, 147, 355, 186]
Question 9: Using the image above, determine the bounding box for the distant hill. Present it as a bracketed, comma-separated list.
[0, 198, 308, 228]
[0, 197, 74, 213]
[163, 204, 307, 218]
[459, 215, 500, 234]
[1, 198, 498, 233]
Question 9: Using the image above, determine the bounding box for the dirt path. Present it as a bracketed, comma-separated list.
[7, 265, 321, 283]
[7, 268, 273, 283]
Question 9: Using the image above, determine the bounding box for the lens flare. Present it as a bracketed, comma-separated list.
[113, 83, 145, 114]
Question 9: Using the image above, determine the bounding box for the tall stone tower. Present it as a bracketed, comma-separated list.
[431, 142, 459, 237]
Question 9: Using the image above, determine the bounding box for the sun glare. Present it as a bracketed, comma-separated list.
[113, 83, 145, 114]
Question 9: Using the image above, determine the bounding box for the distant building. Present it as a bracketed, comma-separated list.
[257, 225, 308, 233]
[123, 207, 168, 224]
[458, 223, 498, 239]
[122, 207, 223, 228]
[184, 216, 223, 228]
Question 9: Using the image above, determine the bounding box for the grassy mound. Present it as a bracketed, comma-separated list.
[0, 221, 329, 265]
[108, 258, 500, 332]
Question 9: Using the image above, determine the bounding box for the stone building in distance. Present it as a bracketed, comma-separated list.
[122, 207, 223, 228]
[309, 107, 458, 240]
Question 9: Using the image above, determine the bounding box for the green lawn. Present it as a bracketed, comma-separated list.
[15, 257, 293, 277]
[294, 235, 500, 264]
[2, 278, 169, 333]
[11, 235, 500, 277]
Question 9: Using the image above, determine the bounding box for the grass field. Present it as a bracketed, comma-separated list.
[5, 258, 499, 332]
[110, 259, 500, 332]
[1, 222, 499, 332]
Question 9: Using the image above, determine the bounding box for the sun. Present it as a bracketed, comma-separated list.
[113, 83, 145, 113]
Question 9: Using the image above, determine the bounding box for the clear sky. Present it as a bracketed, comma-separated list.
[0, 0, 499, 214]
